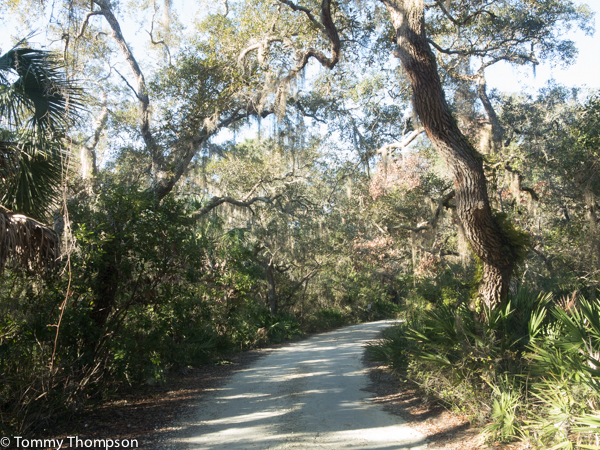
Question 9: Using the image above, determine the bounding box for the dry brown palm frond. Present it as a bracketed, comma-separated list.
[0, 204, 60, 274]
[556, 290, 578, 315]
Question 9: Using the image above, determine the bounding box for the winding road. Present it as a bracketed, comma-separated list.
[176, 320, 428, 449]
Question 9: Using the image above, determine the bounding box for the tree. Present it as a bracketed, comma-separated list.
[379, 0, 519, 310]
[0, 45, 82, 273]
[495, 87, 600, 295]
[2, 0, 588, 310]
[232, 0, 590, 311]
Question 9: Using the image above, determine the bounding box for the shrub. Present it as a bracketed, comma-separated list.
[304, 308, 351, 332]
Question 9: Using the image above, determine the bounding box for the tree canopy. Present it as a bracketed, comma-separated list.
[1, 0, 599, 446]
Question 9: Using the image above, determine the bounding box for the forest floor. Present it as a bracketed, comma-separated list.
[38, 324, 528, 449]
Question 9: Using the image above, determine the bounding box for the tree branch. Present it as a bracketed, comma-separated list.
[147, 6, 172, 65]
[280, 264, 322, 305]
[112, 67, 138, 97]
[521, 186, 539, 202]
[377, 128, 425, 156]
[504, 161, 539, 201]
[81, 90, 109, 178]
[277, 0, 340, 71]
[76, 11, 103, 40]
[192, 194, 285, 220]
[277, 0, 325, 33]
[433, 0, 496, 27]
[530, 246, 553, 272]
[93, 0, 157, 171]
[150, 107, 274, 200]
[433, 0, 460, 26]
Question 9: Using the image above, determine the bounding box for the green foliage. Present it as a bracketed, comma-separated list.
[0, 45, 83, 220]
[483, 377, 523, 443]
[255, 310, 303, 344]
[366, 323, 415, 374]
[415, 264, 473, 307]
[368, 300, 402, 321]
[368, 288, 600, 446]
[0, 47, 83, 134]
[493, 211, 532, 266]
[2, 169, 406, 432]
[524, 295, 600, 448]
[305, 308, 350, 333]
[367, 289, 550, 415]
[1, 0, 597, 442]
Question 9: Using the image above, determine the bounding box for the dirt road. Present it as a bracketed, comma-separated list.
[175, 320, 428, 449]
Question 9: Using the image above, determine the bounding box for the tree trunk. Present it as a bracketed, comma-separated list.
[382, 0, 518, 310]
[585, 187, 600, 299]
[266, 261, 278, 317]
[91, 251, 119, 330]
[476, 70, 504, 155]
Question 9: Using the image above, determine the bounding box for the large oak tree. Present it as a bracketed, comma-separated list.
[236, 0, 590, 310]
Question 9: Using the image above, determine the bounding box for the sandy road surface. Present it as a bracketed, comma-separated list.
[175, 320, 428, 449]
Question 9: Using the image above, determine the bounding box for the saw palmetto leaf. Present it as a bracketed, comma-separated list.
[0, 132, 64, 219]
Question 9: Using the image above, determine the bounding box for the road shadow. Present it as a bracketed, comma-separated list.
[174, 321, 427, 449]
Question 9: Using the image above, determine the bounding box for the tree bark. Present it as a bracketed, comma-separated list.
[381, 0, 518, 310]
[265, 261, 278, 317]
[81, 91, 108, 180]
[476, 69, 503, 154]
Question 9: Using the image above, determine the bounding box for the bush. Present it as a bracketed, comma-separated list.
[304, 308, 351, 332]
[367, 289, 548, 422]
[367, 288, 600, 447]
[367, 300, 402, 321]
[524, 295, 600, 448]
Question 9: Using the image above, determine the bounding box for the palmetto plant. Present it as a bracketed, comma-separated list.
[526, 295, 600, 448]
[0, 43, 83, 273]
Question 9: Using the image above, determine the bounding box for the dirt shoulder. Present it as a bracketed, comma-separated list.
[34, 349, 273, 449]
[363, 359, 528, 450]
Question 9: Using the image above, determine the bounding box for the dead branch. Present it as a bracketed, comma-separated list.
[76, 11, 103, 40]
[148, 4, 173, 65]
[376, 128, 425, 156]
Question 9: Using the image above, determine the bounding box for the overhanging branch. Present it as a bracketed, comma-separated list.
[191, 194, 284, 220]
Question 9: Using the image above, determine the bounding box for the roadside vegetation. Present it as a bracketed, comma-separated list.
[367, 92, 600, 448]
[1, 0, 599, 447]
[367, 288, 600, 448]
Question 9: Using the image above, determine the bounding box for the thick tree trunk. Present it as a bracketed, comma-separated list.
[382, 0, 517, 310]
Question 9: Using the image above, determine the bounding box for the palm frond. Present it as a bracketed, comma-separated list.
[0, 136, 63, 219]
[0, 47, 83, 135]
[0, 204, 59, 274]
[0, 44, 83, 222]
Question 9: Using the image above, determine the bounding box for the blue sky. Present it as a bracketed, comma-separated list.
[1, 0, 598, 95]
[486, 0, 600, 93]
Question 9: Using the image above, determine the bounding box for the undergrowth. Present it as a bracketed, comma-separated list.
[366, 288, 600, 448]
